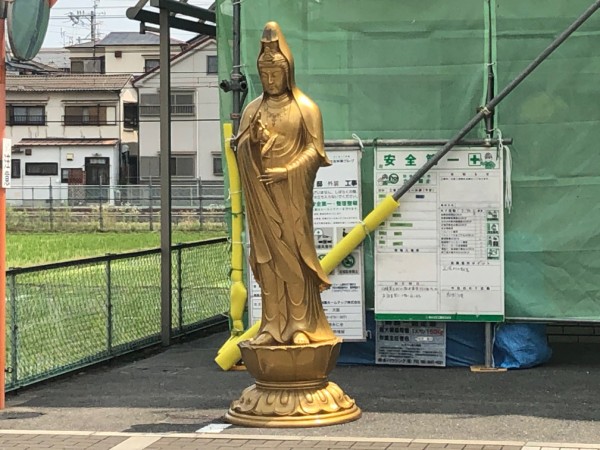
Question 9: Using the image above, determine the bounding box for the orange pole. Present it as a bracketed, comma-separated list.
[0, 17, 7, 409]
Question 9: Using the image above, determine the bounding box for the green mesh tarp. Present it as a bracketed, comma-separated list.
[216, 0, 600, 321]
[496, 0, 600, 320]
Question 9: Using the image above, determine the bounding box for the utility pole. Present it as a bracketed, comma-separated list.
[68, 1, 102, 44]
[91, 0, 99, 43]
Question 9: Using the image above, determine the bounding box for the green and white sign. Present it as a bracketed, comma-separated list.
[374, 147, 504, 322]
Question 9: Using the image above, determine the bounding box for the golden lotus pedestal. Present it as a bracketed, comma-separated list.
[225, 338, 361, 427]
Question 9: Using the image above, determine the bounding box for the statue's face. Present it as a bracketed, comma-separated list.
[260, 66, 287, 96]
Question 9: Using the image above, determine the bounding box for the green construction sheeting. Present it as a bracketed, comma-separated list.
[216, 0, 600, 321]
[496, 0, 600, 320]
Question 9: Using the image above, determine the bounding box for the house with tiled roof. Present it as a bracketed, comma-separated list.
[6, 73, 137, 204]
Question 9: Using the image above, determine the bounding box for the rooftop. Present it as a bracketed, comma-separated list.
[15, 138, 120, 147]
[33, 48, 71, 70]
[68, 32, 184, 48]
[7, 74, 132, 92]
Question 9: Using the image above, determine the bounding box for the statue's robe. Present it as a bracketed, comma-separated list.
[236, 93, 335, 344]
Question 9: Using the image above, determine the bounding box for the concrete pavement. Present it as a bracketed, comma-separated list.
[1, 330, 599, 447]
[2, 430, 600, 450]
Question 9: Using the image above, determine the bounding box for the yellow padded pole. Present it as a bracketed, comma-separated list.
[224, 123, 247, 335]
[320, 195, 399, 274]
[215, 194, 400, 370]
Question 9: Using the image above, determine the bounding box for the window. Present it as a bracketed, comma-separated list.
[212, 153, 223, 176]
[139, 91, 195, 116]
[64, 105, 110, 126]
[139, 94, 160, 116]
[7, 105, 45, 125]
[170, 155, 195, 177]
[207, 55, 218, 74]
[70, 57, 105, 74]
[60, 168, 84, 184]
[11, 159, 21, 179]
[171, 92, 195, 115]
[144, 58, 160, 72]
[124, 103, 138, 129]
[25, 162, 58, 176]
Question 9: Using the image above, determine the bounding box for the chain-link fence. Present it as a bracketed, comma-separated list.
[6, 181, 226, 232]
[5, 238, 230, 391]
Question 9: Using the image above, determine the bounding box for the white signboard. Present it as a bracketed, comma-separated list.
[374, 147, 504, 322]
[248, 149, 366, 341]
[376, 321, 446, 367]
[2, 139, 11, 188]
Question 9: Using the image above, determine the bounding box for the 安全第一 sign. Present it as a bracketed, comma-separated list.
[374, 147, 504, 322]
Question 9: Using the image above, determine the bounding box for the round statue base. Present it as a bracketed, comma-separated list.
[225, 339, 361, 428]
[226, 380, 361, 427]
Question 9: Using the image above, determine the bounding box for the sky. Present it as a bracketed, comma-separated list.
[44, 0, 214, 48]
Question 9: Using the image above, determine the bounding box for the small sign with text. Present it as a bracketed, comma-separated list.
[2, 139, 11, 188]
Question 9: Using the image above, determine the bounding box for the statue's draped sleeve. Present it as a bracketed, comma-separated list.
[236, 97, 305, 287]
[236, 95, 331, 291]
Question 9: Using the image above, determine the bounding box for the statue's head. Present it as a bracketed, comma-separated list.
[257, 22, 295, 97]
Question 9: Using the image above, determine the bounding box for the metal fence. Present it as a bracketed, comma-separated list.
[6, 181, 226, 232]
[5, 238, 230, 391]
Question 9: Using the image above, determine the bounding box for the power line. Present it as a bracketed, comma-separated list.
[52, 6, 130, 10]
[6, 118, 220, 124]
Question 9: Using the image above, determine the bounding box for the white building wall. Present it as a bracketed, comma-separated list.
[104, 46, 153, 75]
[6, 91, 122, 143]
[137, 41, 220, 182]
[7, 144, 120, 205]
[69, 45, 181, 75]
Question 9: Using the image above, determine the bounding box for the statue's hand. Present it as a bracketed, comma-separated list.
[250, 112, 270, 145]
[258, 167, 288, 185]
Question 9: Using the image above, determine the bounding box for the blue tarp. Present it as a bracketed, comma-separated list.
[493, 323, 552, 369]
[338, 314, 552, 368]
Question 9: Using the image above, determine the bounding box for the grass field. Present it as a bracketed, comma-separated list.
[5, 232, 230, 389]
[6, 230, 227, 267]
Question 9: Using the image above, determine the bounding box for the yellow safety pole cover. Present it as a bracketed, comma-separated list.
[215, 193, 400, 371]
[224, 123, 247, 335]
[215, 321, 260, 370]
[320, 195, 399, 274]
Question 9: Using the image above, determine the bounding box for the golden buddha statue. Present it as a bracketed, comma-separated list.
[226, 21, 360, 428]
[236, 21, 336, 346]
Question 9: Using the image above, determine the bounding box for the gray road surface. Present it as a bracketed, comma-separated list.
[2, 331, 599, 444]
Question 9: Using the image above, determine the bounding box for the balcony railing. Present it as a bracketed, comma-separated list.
[7, 115, 46, 126]
[63, 116, 116, 126]
[139, 104, 195, 116]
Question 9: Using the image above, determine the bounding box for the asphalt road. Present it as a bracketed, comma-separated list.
[2, 331, 599, 444]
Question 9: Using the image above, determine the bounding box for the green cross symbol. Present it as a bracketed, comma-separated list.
[468, 153, 482, 166]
